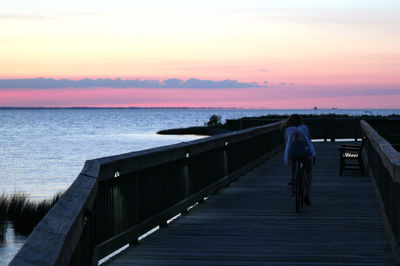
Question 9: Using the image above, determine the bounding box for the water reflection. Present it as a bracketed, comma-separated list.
[112, 185, 123, 233]
[0, 221, 26, 265]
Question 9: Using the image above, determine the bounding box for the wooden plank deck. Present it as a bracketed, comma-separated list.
[105, 142, 395, 265]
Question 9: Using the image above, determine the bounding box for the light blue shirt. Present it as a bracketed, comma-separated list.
[283, 125, 316, 164]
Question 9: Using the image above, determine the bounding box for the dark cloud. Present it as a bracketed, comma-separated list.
[0, 78, 264, 89]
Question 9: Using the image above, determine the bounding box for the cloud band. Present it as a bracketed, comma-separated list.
[0, 78, 263, 89]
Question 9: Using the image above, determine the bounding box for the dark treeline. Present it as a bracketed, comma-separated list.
[158, 113, 400, 136]
[238, 114, 400, 119]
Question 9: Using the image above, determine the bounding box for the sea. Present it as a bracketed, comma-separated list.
[0, 108, 399, 264]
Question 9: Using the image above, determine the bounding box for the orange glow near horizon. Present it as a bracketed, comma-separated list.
[1, 87, 399, 109]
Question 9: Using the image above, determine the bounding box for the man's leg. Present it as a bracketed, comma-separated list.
[289, 160, 296, 185]
[304, 156, 313, 204]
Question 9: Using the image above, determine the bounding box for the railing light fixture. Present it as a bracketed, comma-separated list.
[114, 171, 120, 178]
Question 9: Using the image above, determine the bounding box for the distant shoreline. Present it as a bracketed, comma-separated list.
[0, 107, 245, 110]
[1, 107, 399, 110]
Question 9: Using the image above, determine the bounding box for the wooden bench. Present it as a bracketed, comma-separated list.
[338, 137, 366, 176]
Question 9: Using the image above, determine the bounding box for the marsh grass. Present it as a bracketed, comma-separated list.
[7, 193, 28, 221]
[0, 193, 8, 243]
[0, 191, 63, 235]
[0, 224, 4, 241]
[0, 193, 8, 219]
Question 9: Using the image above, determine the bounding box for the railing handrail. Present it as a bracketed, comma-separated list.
[228, 117, 400, 142]
[11, 120, 284, 266]
[85, 121, 283, 181]
[361, 120, 400, 183]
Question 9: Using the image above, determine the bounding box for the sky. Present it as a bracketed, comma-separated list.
[0, 0, 399, 108]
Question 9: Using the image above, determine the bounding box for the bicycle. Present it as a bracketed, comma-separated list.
[291, 157, 315, 213]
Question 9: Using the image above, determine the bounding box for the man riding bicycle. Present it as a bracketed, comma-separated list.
[281, 114, 316, 206]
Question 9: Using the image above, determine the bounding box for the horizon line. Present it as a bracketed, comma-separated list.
[0, 107, 399, 110]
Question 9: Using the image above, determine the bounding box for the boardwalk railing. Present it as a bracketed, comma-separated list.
[361, 120, 400, 254]
[11, 121, 285, 266]
[228, 117, 400, 143]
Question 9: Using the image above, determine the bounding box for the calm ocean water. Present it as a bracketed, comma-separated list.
[1, 108, 399, 264]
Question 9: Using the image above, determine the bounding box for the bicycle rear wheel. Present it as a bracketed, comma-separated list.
[295, 166, 305, 213]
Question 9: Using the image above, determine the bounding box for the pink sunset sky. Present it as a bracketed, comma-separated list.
[1, 0, 399, 108]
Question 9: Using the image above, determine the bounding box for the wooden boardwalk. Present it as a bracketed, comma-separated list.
[106, 142, 395, 265]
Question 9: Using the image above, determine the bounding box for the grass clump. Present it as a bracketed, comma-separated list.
[7, 192, 28, 221]
[0, 191, 63, 235]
